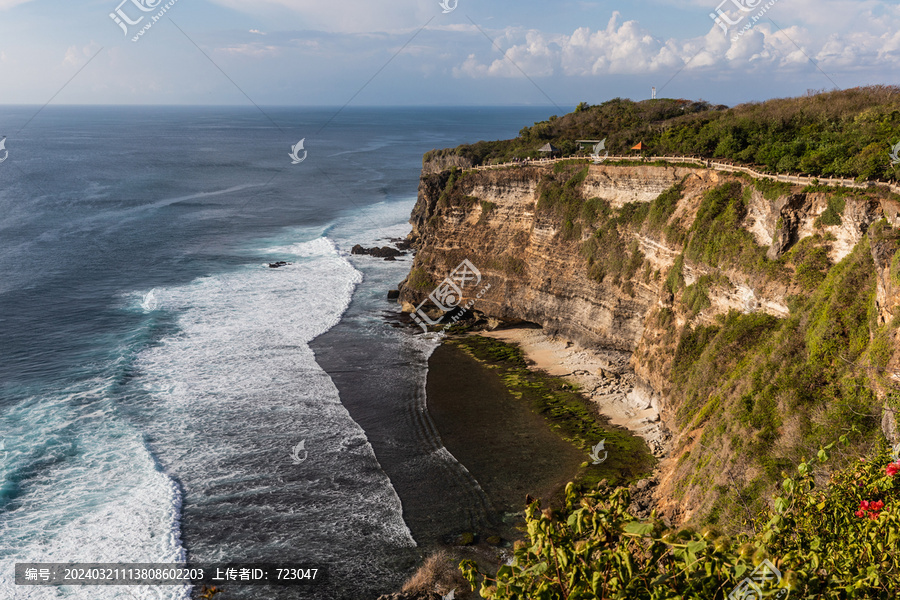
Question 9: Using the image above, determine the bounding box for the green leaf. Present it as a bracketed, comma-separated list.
[623, 521, 655, 535]
[687, 540, 706, 554]
[591, 571, 602, 594]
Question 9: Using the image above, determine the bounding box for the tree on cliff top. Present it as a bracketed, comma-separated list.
[427, 86, 900, 181]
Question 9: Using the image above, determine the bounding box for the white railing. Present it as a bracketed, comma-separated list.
[465, 155, 900, 195]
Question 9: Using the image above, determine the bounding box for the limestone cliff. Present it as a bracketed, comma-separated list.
[399, 158, 900, 527]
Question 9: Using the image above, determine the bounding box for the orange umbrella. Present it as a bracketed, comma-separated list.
[631, 142, 645, 150]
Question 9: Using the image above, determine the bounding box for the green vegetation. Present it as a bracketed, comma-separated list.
[461, 439, 900, 599]
[452, 336, 654, 489]
[406, 267, 435, 291]
[682, 275, 715, 316]
[816, 195, 847, 227]
[646, 179, 686, 233]
[478, 200, 497, 224]
[752, 178, 793, 201]
[893, 252, 900, 286]
[427, 86, 900, 180]
[685, 182, 768, 275]
[538, 166, 589, 215]
[437, 167, 461, 208]
[561, 179, 895, 531]
[535, 165, 591, 241]
[664, 255, 685, 295]
[668, 237, 884, 525]
[788, 235, 832, 290]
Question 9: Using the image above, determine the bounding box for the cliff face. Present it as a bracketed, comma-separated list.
[404, 165, 691, 349]
[400, 159, 900, 526]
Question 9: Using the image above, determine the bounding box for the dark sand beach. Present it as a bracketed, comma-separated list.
[425, 341, 586, 522]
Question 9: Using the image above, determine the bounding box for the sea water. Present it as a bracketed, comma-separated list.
[0, 105, 560, 599]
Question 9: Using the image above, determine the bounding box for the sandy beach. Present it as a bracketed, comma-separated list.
[480, 328, 671, 457]
[425, 342, 586, 527]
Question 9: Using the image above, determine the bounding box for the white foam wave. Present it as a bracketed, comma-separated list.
[0, 387, 188, 600]
[131, 235, 416, 563]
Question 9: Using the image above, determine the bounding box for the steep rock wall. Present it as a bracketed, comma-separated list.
[400, 160, 900, 525]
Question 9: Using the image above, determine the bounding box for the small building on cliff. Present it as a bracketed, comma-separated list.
[538, 143, 561, 157]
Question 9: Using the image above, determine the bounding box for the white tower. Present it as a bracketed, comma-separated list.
[651, 87, 657, 100]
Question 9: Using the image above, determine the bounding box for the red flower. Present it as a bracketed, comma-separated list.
[869, 512, 880, 520]
[873, 501, 885, 511]
[860, 500, 870, 510]
[887, 462, 900, 477]
[855, 510, 865, 518]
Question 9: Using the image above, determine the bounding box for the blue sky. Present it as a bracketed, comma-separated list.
[1, 0, 898, 107]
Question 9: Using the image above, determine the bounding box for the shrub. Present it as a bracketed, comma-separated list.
[816, 196, 847, 227]
[646, 180, 686, 233]
[460, 437, 900, 599]
[753, 179, 792, 201]
[405, 551, 471, 598]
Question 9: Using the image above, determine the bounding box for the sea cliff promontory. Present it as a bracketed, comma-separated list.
[399, 127, 900, 528]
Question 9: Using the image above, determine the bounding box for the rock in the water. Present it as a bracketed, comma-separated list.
[351, 244, 405, 258]
[456, 532, 475, 546]
[387, 290, 400, 299]
[267, 261, 291, 268]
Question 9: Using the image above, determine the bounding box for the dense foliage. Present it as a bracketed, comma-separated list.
[425, 87, 900, 181]
[461, 440, 900, 599]
[528, 169, 900, 535]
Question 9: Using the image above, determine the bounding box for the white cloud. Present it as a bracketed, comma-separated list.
[452, 6, 900, 80]
[249, 29, 267, 35]
[217, 43, 282, 58]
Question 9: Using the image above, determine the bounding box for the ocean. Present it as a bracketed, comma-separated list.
[0, 106, 561, 599]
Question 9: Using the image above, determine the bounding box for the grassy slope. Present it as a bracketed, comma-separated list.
[572, 170, 898, 530]
[425, 86, 900, 181]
